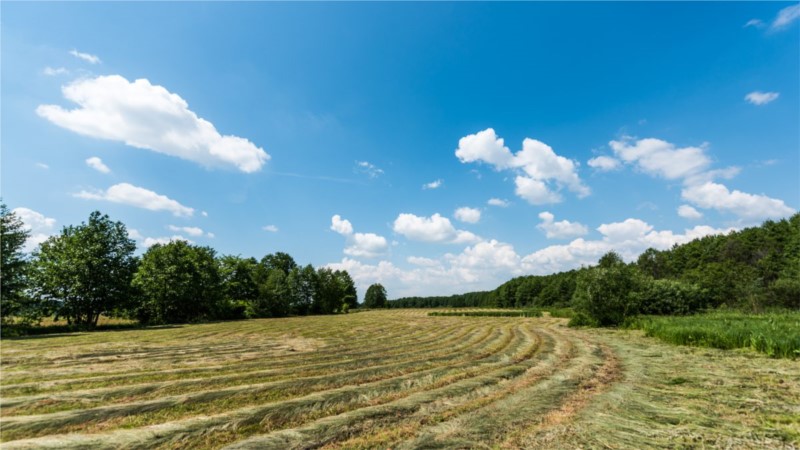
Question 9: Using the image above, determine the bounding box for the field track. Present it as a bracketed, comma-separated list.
[1, 310, 797, 449]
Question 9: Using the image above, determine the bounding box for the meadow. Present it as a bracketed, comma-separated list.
[1, 310, 798, 449]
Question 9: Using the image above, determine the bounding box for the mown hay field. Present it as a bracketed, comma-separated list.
[1, 310, 798, 449]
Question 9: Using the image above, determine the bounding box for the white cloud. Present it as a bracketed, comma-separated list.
[407, 256, 440, 267]
[35, 162, 50, 170]
[456, 128, 589, 204]
[330, 214, 354, 235]
[744, 19, 765, 28]
[167, 225, 208, 237]
[37, 75, 269, 173]
[455, 128, 515, 169]
[681, 181, 795, 222]
[43, 67, 69, 76]
[677, 204, 703, 220]
[12, 207, 58, 252]
[537, 211, 588, 239]
[446, 239, 520, 272]
[514, 176, 562, 205]
[85, 156, 111, 173]
[330, 215, 388, 258]
[345, 232, 389, 258]
[262, 225, 279, 232]
[423, 179, 443, 189]
[487, 198, 510, 207]
[393, 213, 481, 244]
[355, 161, 384, 178]
[521, 218, 734, 275]
[75, 182, 194, 217]
[454, 207, 481, 224]
[201, 211, 209, 217]
[676, 204, 706, 220]
[143, 235, 192, 248]
[610, 137, 711, 180]
[587, 155, 621, 172]
[69, 49, 101, 64]
[772, 4, 800, 29]
[745, 91, 779, 106]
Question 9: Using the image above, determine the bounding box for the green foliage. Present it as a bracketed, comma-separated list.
[572, 253, 644, 326]
[634, 279, 708, 316]
[363, 283, 388, 308]
[631, 311, 800, 359]
[29, 211, 137, 327]
[218, 255, 259, 302]
[132, 241, 221, 324]
[0, 203, 32, 323]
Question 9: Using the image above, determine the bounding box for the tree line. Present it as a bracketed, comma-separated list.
[389, 214, 800, 326]
[0, 206, 390, 331]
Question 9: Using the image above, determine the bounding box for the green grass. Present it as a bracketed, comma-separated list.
[428, 309, 543, 318]
[630, 311, 800, 359]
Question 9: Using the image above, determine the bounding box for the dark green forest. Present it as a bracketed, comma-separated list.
[391, 214, 800, 326]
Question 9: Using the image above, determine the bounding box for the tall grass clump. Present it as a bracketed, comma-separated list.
[632, 311, 800, 359]
[429, 310, 542, 318]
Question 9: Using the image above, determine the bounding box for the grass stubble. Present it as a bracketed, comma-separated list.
[1, 310, 797, 449]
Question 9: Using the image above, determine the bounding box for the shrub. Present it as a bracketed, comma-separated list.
[571, 256, 644, 326]
[635, 279, 707, 315]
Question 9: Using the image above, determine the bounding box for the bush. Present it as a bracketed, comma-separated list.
[635, 279, 707, 315]
[769, 278, 800, 309]
[571, 256, 644, 326]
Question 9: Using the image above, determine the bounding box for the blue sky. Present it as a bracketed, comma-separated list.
[3, 2, 798, 298]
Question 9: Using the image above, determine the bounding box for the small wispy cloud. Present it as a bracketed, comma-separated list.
[263, 225, 279, 232]
[487, 198, 510, 207]
[43, 66, 69, 76]
[354, 160, 384, 178]
[86, 156, 111, 174]
[744, 18, 765, 29]
[745, 91, 779, 106]
[69, 49, 101, 64]
[423, 179, 443, 190]
[35, 162, 50, 170]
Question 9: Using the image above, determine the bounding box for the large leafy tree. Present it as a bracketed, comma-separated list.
[363, 283, 387, 308]
[218, 255, 259, 301]
[1, 203, 31, 322]
[30, 211, 137, 327]
[133, 240, 221, 324]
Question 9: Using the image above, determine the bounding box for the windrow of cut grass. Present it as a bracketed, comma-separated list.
[630, 310, 800, 359]
[429, 310, 543, 318]
[2, 310, 798, 449]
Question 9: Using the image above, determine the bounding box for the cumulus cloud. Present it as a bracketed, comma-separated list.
[330, 215, 388, 258]
[423, 179, 443, 189]
[681, 182, 795, 222]
[37, 75, 270, 173]
[487, 198, 510, 207]
[407, 256, 440, 267]
[142, 235, 192, 248]
[677, 204, 703, 220]
[85, 156, 111, 173]
[587, 155, 621, 172]
[610, 137, 711, 180]
[345, 233, 389, 258]
[12, 207, 57, 252]
[454, 207, 481, 224]
[537, 211, 588, 239]
[521, 218, 734, 275]
[69, 49, 101, 64]
[330, 214, 354, 235]
[772, 4, 800, 29]
[355, 161, 384, 178]
[456, 128, 589, 205]
[392, 213, 481, 244]
[262, 225, 279, 232]
[75, 182, 194, 217]
[745, 91, 779, 106]
[167, 225, 213, 238]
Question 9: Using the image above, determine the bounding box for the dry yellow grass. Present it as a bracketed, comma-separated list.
[1, 310, 797, 449]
